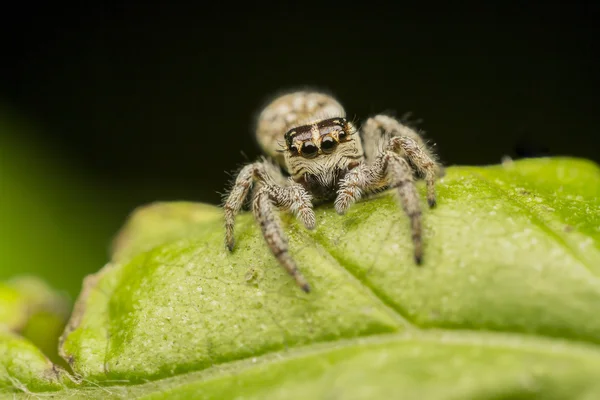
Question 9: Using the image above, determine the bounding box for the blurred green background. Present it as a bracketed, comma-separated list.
[0, 111, 121, 297]
[0, 2, 598, 300]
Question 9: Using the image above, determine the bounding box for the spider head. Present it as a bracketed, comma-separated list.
[283, 117, 363, 184]
[284, 118, 353, 159]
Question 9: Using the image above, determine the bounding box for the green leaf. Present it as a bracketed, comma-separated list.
[4, 157, 600, 399]
[0, 277, 71, 392]
[0, 330, 72, 393]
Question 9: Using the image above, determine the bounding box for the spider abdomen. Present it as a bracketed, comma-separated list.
[256, 91, 345, 167]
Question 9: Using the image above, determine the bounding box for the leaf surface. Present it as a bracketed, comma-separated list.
[4, 157, 600, 399]
[0, 277, 71, 393]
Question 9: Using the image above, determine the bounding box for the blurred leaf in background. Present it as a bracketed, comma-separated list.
[0, 276, 70, 367]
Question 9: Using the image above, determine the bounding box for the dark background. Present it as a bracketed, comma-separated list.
[0, 2, 598, 295]
[2, 1, 598, 206]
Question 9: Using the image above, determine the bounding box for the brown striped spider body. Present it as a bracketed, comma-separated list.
[224, 91, 443, 292]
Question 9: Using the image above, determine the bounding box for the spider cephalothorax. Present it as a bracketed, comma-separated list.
[283, 117, 364, 198]
[224, 91, 443, 293]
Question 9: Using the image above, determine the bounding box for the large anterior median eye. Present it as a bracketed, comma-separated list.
[289, 144, 299, 155]
[320, 136, 338, 153]
[301, 141, 319, 158]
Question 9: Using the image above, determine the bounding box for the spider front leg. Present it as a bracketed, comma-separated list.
[223, 160, 315, 292]
[224, 160, 315, 252]
[390, 135, 439, 208]
[335, 151, 425, 264]
[253, 186, 311, 292]
[364, 115, 443, 208]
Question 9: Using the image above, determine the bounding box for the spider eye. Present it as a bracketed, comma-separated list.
[289, 144, 299, 155]
[338, 129, 347, 140]
[320, 136, 338, 153]
[301, 141, 319, 158]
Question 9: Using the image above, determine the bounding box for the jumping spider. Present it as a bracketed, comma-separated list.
[224, 91, 443, 293]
